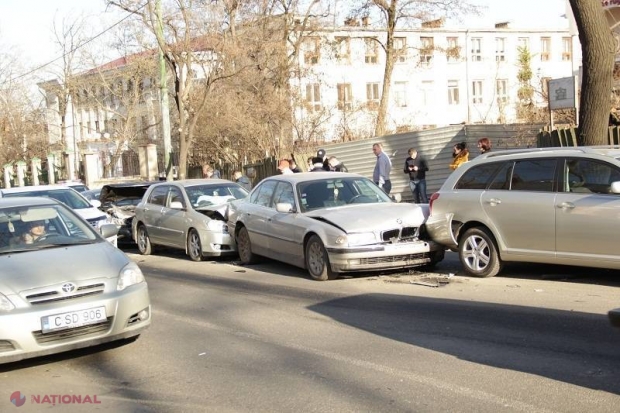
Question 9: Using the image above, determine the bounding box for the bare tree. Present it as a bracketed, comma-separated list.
[345, 0, 479, 137]
[569, 0, 616, 145]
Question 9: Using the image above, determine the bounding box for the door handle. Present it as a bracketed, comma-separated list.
[486, 198, 501, 205]
[557, 202, 575, 209]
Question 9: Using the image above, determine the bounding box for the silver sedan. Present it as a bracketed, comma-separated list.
[132, 179, 249, 261]
[227, 172, 444, 280]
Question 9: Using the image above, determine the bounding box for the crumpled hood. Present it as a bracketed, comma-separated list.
[304, 203, 428, 233]
[0, 242, 128, 294]
[195, 202, 230, 220]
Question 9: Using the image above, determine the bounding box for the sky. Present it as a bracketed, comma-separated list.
[0, 0, 571, 77]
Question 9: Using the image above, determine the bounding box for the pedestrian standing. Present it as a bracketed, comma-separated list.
[278, 159, 294, 174]
[477, 138, 492, 154]
[232, 170, 252, 191]
[372, 143, 392, 194]
[328, 156, 348, 172]
[449, 142, 469, 170]
[403, 148, 429, 203]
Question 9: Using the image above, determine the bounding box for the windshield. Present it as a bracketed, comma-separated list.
[0, 203, 100, 254]
[186, 184, 248, 208]
[2, 189, 93, 209]
[297, 177, 393, 212]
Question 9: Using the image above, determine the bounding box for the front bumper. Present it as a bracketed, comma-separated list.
[199, 230, 236, 257]
[0, 282, 151, 364]
[327, 240, 440, 273]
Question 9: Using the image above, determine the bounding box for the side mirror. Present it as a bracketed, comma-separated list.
[169, 201, 185, 210]
[100, 223, 119, 238]
[275, 202, 294, 213]
[90, 200, 102, 208]
[610, 181, 620, 194]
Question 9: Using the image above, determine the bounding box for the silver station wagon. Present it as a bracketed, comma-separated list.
[227, 172, 444, 280]
[0, 197, 150, 364]
[426, 146, 620, 277]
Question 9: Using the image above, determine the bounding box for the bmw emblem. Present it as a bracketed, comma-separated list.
[396, 218, 402, 224]
[61, 283, 76, 293]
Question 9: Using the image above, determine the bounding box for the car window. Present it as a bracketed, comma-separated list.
[563, 158, 620, 194]
[186, 184, 248, 207]
[272, 182, 295, 208]
[1, 189, 92, 209]
[251, 181, 277, 207]
[298, 178, 391, 212]
[455, 163, 503, 190]
[488, 162, 514, 190]
[168, 187, 186, 208]
[148, 186, 169, 206]
[510, 159, 557, 192]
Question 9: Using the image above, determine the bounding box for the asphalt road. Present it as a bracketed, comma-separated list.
[2, 250, 619, 412]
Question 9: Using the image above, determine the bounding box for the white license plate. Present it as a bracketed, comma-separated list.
[41, 306, 107, 333]
[384, 242, 428, 253]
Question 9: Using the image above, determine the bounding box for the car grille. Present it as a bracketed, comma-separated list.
[32, 318, 113, 345]
[26, 283, 105, 305]
[0, 340, 16, 353]
[359, 253, 428, 265]
[381, 227, 418, 242]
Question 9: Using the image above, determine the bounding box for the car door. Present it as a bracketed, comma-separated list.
[555, 157, 620, 264]
[267, 181, 306, 266]
[158, 186, 188, 248]
[242, 180, 278, 256]
[480, 158, 558, 259]
[141, 185, 169, 243]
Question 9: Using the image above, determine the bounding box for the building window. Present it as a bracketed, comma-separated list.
[495, 37, 506, 61]
[471, 38, 482, 61]
[540, 37, 551, 61]
[394, 37, 407, 62]
[394, 81, 407, 107]
[337, 83, 352, 110]
[366, 83, 380, 109]
[562, 37, 572, 61]
[472, 80, 483, 104]
[335, 36, 350, 62]
[365, 37, 378, 64]
[303, 37, 320, 65]
[305, 83, 321, 112]
[447, 36, 460, 62]
[420, 37, 434, 64]
[448, 80, 460, 105]
[421, 81, 434, 106]
[517, 37, 530, 50]
[496, 79, 508, 103]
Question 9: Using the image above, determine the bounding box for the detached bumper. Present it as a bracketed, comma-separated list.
[327, 240, 440, 273]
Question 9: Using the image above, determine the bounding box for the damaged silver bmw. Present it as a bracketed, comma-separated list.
[227, 172, 444, 281]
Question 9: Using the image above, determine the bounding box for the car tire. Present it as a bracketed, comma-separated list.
[459, 227, 502, 277]
[422, 248, 445, 270]
[187, 229, 203, 262]
[237, 226, 259, 264]
[305, 235, 337, 281]
[136, 225, 152, 256]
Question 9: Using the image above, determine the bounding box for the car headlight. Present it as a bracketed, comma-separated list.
[206, 220, 226, 232]
[0, 293, 15, 312]
[335, 232, 376, 246]
[117, 262, 145, 291]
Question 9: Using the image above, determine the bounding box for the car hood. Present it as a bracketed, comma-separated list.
[304, 203, 428, 233]
[0, 242, 129, 294]
[195, 203, 230, 220]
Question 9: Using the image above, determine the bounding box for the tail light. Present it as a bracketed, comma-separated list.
[429, 193, 440, 214]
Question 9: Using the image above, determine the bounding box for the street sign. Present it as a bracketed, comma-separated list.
[548, 76, 577, 110]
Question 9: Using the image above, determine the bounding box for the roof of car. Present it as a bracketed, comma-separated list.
[0, 196, 60, 208]
[101, 181, 159, 189]
[475, 146, 620, 160]
[0, 185, 78, 194]
[260, 172, 359, 183]
[150, 179, 238, 187]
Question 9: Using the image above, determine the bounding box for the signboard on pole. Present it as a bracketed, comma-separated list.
[548, 76, 577, 110]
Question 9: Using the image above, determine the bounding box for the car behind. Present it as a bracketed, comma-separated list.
[0, 197, 150, 364]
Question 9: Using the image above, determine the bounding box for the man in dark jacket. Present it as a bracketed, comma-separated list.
[233, 171, 252, 191]
[403, 148, 429, 203]
[328, 156, 348, 172]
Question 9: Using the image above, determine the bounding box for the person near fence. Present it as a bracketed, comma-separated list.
[203, 165, 221, 179]
[403, 148, 428, 203]
[316, 148, 330, 171]
[372, 143, 392, 194]
[278, 159, 294, 175]
[289, 157, 302, 173]
[477, 138, 492, 154]
[449, 142, 469, 170]
[309, 157, 326, 172]
[233, 170, 252, 191]
[328, 156, 348, 172]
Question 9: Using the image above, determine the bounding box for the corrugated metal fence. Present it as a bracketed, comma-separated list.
[316, 123, 543, 202]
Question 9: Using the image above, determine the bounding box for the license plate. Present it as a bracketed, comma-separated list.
[384, 242, 429, 253]
[41, 306, 107, 333]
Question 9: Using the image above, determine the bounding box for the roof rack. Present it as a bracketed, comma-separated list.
[480, 147, 589, 159]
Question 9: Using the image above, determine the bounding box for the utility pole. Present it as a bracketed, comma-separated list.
[157, 0, 173, 181]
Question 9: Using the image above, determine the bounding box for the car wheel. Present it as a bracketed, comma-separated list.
[421, 248, 445, 270]
[137, 225, 152, 255]
[187, 229, 203, 262]
[459, 227, 502, 277]
[237, 226, 259, 264]
[305, 235, 337, 281]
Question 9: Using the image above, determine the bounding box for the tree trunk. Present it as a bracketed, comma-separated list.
[570, 0, 616, 145]
[374, 2, 398, 138]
